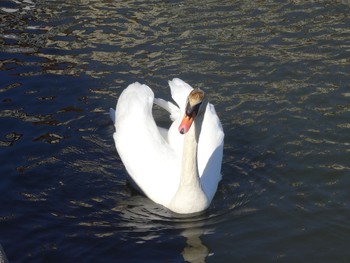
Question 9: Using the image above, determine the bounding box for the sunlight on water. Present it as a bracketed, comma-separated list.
[1, 0, 350, 262]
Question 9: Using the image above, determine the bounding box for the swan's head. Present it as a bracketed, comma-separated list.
[178, 88, 206, 134]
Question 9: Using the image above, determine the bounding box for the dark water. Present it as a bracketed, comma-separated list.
[1, 0, 350, 262]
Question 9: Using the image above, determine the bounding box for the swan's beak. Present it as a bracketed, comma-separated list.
[178, 112, 196, 134]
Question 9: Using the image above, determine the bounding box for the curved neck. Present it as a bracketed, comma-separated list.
[169, 104, 209, 214]
[179, 117, 201, 188]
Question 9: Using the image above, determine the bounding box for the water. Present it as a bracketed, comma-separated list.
[1, 0, 350, 262]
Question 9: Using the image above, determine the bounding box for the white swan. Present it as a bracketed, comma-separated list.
[110, 78, 224, 214]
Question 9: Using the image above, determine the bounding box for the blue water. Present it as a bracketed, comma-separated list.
[1, 1, 350, 262]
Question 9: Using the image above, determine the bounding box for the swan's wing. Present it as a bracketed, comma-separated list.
[112, 82, 181, 207]
[168, 78, 193, 111]
[154, 98, 180, 121]
[153, 77, 192, 153]
[198, 103, 225, 202]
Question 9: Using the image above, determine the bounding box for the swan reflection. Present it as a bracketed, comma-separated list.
[181, 228, 209, 263]
[114, 195, 212, 263]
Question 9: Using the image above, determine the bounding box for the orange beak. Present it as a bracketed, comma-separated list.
[178, 112, 196, 134]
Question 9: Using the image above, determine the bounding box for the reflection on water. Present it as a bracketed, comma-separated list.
[182, 228, 209, 263]
[113, 196, 213, 263]
[1, 0, 350, 262]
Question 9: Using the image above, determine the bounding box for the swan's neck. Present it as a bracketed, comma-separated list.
[169, 109, 209, 214]
[179, 120, 201, 188]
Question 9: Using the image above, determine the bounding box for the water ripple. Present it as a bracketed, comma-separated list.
[1, 0, 350, 262]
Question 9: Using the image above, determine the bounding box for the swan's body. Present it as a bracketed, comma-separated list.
[110, 78, 224, 214]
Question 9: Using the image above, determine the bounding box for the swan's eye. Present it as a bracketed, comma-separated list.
[185, 101, 202, 117]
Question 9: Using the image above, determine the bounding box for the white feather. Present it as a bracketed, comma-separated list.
[111, 79, 224, 213]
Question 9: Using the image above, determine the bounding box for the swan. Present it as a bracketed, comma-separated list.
[110, 78, 224, 214]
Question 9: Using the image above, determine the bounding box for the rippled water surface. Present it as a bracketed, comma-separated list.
[1, 0, 350, 262]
